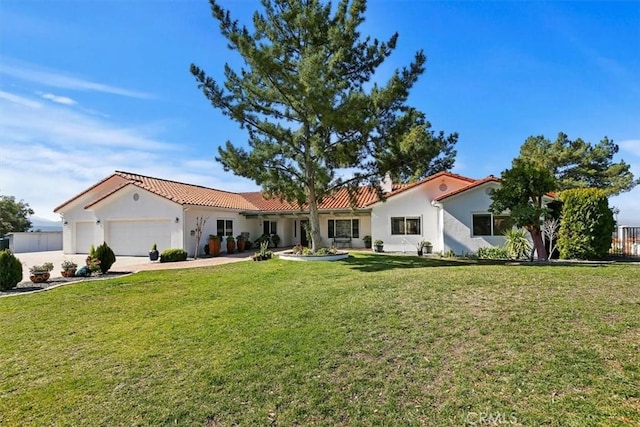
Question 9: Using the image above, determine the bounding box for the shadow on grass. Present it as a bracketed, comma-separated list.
[341, 253, 621, 273]
[341, 253, 488, 272]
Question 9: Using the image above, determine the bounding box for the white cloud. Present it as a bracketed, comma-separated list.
[0, 90, 258, 221]
[0, 57, 153, 99]
[619, 139, 640, 157]
[40, 92, 77, 105]
[0, 90, 43, 109]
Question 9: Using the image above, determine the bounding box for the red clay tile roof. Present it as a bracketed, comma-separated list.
[106, 171, 259, 210]
[54, 173, 127, 213]
[373, 171, 478, 202]
[434, 176, 501, 201]
[241, 186, 379, 211]
[57, 170, 488, 214]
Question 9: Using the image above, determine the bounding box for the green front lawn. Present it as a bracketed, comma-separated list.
[1, 254, 638, 425]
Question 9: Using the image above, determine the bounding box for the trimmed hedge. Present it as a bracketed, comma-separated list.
[94, 242, 116, 274]
[0, 250, 22, 290]
[476, 247, 509, 260]
[558, 188, 614, 260]
[160, 248, 188, 263]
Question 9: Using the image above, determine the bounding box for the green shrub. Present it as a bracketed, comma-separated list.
[94, 242, 116, 273]
[477, 247, 509, 260]
[160, 248, 188, 263]
[558, 188, 615, 260]
[503, 228, 531, 260]
[0, 250, 22, 290]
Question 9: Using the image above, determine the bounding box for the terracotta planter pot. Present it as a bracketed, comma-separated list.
[30, 272, 50, 283]
[209, 238, 221, 257]
[61, 270, 76, 278]
[227, 240, 236, 254]
[237, 238, 245, 252]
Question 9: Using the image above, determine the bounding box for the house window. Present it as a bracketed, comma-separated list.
[217, 219, 234, 237]
[391, 217, 421, 235]
[263, 220, 277, 235]
[328, 219, 360, 238]
[472, 214, 512, 236]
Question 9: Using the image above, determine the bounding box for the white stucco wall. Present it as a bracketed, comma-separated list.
[91, 186, 184, 255]
[57, 175, 129, 254]
[184, 208, 252, 257]
[370, 176, 470, 253]
[440, 182, 505, 255]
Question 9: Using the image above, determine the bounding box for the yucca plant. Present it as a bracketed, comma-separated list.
[503, 228, 531, 260]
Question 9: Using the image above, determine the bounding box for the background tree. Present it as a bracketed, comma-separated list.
[490, 161, 556, 261]
[519, 132, 638, 196]
[0, 196, 34, 236]
[191, 0, 457, 251]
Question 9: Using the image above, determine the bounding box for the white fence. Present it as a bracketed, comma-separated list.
[4, 232, 63, 253]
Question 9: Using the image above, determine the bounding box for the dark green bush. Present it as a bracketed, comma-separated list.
[160, 248, 188, 263]
[476, 247, 509, 260]
[0, 250, 23, 290]
[94, 242, 116, 273]
[558, 188, 615, 260]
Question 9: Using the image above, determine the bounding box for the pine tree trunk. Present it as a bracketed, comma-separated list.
[307, 186, 322, 253]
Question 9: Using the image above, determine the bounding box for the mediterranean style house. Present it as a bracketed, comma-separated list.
[54, 170, 514, 257]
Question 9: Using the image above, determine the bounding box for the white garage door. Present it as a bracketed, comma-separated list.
[107, 220, 172, 256]
[75, 221, 95, 254]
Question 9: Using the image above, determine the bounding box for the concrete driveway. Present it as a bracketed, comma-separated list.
[14, 250, 255, 280]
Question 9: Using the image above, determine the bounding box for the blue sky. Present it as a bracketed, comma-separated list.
[1, 0, 638, 224]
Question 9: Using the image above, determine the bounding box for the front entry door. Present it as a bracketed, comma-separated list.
[300, 220, 309, 247]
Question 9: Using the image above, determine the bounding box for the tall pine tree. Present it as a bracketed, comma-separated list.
[519, 132, 637, 196]
[191, 0, 457, 251]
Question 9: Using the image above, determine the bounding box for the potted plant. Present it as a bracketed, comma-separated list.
[416, 241, 424, 256]
[29, 262, 54, 283]
[149, 243, 159, 261]
[226, 235, 236, 254]
[253, 241, 273, 261]
[363, 235, 372, 249]
[60, 260, 78, 277]
[271, 234, 281, 248]
[236, 234, 246, 252]
[373, 239, 384, 252]
[208, 235, 221, 257]
[423, 241, 433, 254]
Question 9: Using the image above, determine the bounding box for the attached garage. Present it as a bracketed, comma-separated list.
[75, 221, 95, 254]
[107, 219, 172, 256]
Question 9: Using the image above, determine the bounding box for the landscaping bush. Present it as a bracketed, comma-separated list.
[94, 242, 116, 274]
[476, 247, 509, 260]
[503, 228, 531, 260]
[94, 242, 116, 273]
[160, 248, 188, 263]
[0, 250, 22, 290]
[558, 188, 615, 260]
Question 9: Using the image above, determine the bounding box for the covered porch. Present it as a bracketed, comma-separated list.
[243, 210, 372, 249]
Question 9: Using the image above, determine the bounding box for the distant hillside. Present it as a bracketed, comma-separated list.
[29, 216, 62, 232]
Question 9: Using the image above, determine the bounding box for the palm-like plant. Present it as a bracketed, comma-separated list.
[503, 228, 531, 260]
